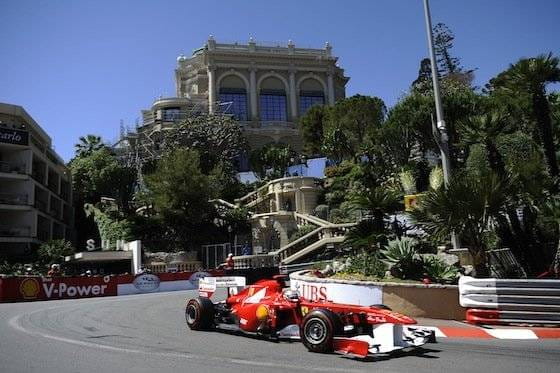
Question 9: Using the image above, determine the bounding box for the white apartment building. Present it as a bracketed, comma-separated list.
[129, 37, 349, 155]
[0, 103, 74, 258]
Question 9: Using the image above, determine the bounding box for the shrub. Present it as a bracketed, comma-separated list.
[381, 237, 424, 280]
[422, 256, 459, 283]
[38, 240, 75, 265]
[289, 224, 317, 242]
[342, 250, 387, 279]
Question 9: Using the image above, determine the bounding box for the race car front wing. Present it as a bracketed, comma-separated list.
[333, 323, 434, 358]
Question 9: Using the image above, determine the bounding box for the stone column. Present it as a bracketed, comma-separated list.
[327, 72, 335, 105]
[275, 192, 281, 212]
[208, 66, 216, 113]
[249, 67, 258, 121]
[289, 69, 298, 121]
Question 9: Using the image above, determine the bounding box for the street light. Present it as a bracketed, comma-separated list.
[423, 0, 459, 250]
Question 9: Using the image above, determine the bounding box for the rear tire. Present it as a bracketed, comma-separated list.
[185, 297, 215, 330]
[300, 309, 341, 353]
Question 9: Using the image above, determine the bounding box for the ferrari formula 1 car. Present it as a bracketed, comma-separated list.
[185, 275, 434, 358]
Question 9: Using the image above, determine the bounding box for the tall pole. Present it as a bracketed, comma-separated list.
[423, 0, 459, 250]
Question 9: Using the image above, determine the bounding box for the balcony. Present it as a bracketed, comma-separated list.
[32, 168, 46, 184]
[258, 121, 296, 129]
[37, 228, 50, 242]
[0, 193, 29, 205]
[47, 181, 58, 194]
[50, 208, 61, 219]
[0, 161, 26, 175]
[34, 199, 48, 213]
[0, 225, 31, 238]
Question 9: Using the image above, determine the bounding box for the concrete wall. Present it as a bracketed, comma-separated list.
[382, 284, 465, 320]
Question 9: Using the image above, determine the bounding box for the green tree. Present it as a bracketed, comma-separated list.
[70, 148, 136, 212]
[69, 148, 137, 247]
[38, 240, 75, 265]
[323, 95, 386, 162]
[489, 53, 560, 180]
[161, 113, 246, 173]
[410, 172, 510, 277]
[143, 148, 217, 247]
[432, 23, 474, 86]
[348, 186, 401, 234]
[299, 105, 327, 156]
[74, 135, 105, 158]
[249, 143, 295, 180]
[541, 197, 560, 276]
[459, 111, 512, 176]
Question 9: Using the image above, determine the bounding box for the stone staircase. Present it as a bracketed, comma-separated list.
[212, 178, 356, 268]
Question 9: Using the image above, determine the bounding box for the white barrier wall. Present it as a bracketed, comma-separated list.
[290, 276, 382, 305]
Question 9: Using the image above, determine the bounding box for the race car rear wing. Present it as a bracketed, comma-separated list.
[199, 276, 246, 298]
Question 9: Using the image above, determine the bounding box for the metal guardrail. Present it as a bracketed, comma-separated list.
[459, 276, 560, 325]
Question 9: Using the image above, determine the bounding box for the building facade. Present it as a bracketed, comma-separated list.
[134, 37, 349, 153]
[0, 103, 74, 259]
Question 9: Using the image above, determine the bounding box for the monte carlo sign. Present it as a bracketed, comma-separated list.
[0, 128, 29, 146]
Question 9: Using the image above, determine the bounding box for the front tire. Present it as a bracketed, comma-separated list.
[185, 297, 215, 330]
[300, 309, 341, 353]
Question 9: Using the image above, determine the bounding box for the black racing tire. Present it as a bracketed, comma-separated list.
[370, 304, 392, 311]
[300, 309, 341, 353]
[185, 297, 215, 330]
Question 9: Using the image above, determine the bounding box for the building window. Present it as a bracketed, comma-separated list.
[260, 90, 287, 121]
[163, 107, 181, 121]
[299, 90, 325, 115]
[219, 88, 248, 121]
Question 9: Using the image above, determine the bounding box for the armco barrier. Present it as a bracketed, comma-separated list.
[0, 270, 223, 303]
[459, 276, 560, 325]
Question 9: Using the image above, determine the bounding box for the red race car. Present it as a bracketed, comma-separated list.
[185, 275, 434, 358]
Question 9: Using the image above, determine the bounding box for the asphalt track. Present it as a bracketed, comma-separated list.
[1, 290, 560, 373]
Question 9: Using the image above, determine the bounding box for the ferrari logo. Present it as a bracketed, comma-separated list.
[300, 306, 309, 316]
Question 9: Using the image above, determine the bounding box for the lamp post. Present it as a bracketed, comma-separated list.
[423, 0, 459, 250]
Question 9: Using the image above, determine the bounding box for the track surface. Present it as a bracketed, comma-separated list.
[1, 290, 560, 373]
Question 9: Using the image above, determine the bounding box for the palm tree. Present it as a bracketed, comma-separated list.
[349, 186, 401, 233]
[459, 111, 512, 177]
[541, 197, 560, 277]
[500, 53, 560, 179]
[74, 135, 104, 157]
[409, 172, 509, 277]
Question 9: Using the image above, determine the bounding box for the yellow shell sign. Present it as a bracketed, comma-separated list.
[19, 278, 40, 299]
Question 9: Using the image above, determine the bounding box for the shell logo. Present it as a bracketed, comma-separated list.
[20, 278, 40, 299]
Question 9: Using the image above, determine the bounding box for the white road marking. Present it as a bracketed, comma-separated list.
[484, 329, 538, 340]
[6, 295, 366, 373]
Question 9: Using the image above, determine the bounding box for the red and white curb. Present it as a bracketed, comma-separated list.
[418, 325, 560, 340]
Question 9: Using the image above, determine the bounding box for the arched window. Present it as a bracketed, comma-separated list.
[259, 77, 287, 121]
[219, 75, 248, 121]
[299, 78, 325, 115]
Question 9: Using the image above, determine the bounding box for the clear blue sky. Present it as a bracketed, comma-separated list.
[1, 0, 559, 162]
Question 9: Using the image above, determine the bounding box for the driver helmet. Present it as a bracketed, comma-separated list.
[283, 289, 300, 302]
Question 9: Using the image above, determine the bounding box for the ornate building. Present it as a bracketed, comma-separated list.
[133, 37, 349, 154]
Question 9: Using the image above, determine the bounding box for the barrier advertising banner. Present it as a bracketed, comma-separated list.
[0, 276, 118, 302]
[116, 271, 212, 295]
[0, 270, 224, 303]
[290, 278, 382, 306]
